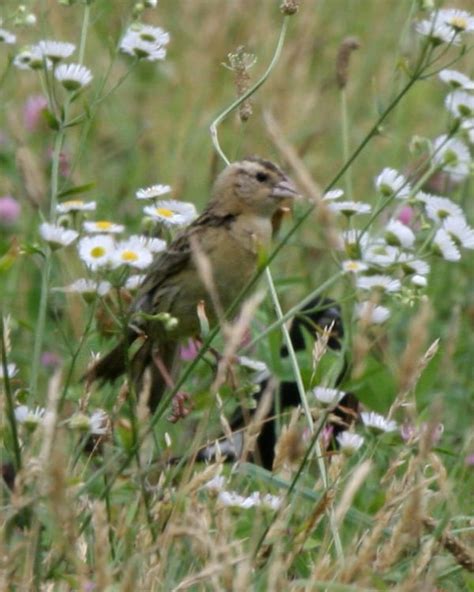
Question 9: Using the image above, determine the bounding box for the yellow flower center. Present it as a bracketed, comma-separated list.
[96, 221, 112, 230]
[91, 246, 106, 258]
[345, 261, 360, 272]
[156, 208, 174, 218]
[121, 250, 138, 262]
[64, 200, 83, 208]
[450, 17, 467, 30]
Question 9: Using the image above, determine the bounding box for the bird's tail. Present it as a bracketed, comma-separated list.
[84, 332, 178, 412]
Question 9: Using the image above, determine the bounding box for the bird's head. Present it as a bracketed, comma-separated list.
[211, 157, 300, 217]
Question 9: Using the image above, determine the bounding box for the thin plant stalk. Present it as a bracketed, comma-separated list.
[1, 315, 22, 470]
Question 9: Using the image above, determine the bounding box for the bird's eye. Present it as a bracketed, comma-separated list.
[256, 171, 269, 183]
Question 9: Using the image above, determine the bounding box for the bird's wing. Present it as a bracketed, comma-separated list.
[133, 209, 236, 313]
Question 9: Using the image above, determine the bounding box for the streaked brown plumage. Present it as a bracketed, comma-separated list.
[85, 157, 299, 410]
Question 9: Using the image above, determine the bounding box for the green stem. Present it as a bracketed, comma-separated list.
[265, 269, 344, 561]
[1, 316, 22, 470]
[210, 16, 289, 164]
[78, 1, 91, 65]
[30, 128, 65, 400]
[340, 89, 353, 201]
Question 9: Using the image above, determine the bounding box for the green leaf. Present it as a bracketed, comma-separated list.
[42, 109, 60, 131]
[58, 182, 95, 198]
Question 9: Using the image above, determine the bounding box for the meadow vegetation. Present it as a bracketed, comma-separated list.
[0, 0, 473, 589]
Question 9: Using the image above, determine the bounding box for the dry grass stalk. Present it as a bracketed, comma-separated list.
[336, 37, 361, 89]
[180, 463, 223, 497]
[281, 0, 299, 15]
[335, 460, 372, 526]
[311, 321, 332, 371]
[15, 145, 46, 207]
[398, 536, 438, 591]
[225, 46, 256, 122]
[423, 516, 474, 573]
[285, 490, 335, 570]
[390, 302, 436, 419]
[212, 290, 265, 394]
[264, 111, 322, 202]
[39, 368, 62, 467]
[375, 480, 425, 571]
[273, 408, 305, 476]
[92, 501, 113, 590]
[240, 379, 275, 462]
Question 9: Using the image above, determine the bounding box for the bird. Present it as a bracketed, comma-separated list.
[197, 297, 360, 469]
[85, 157, 300, 411]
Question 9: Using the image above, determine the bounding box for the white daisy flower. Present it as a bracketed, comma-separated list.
[411, 274, 428, 287]
[112, 237, 153, 270]
[0, 28, 16, 44]
[55, 279, 112, 298]
[144, 200, 197, 227]
[89, 409, 109, 435]
[83, 220, 124, 234]
[327, 201, 372, 217]
[432, 135, 471, 181]
[356, 302, 391, 324]
[55, 63, 93, 91]
[445, 90, 474, 119]
[0, 363, 18, 379]
[39, 222, 79, 249]
[443, 216, 474, 249]
[363, 243, 401, 268]
[439, 69, 474, 90]
[416, 19, 460, 45]
[356, 274, 401, 292]
[437, 9, 474, 34]
[238, 356, 271, 382]
[14, 46, 52, 70]
[375, 168, 411, 199]
[136, 184, 172, 200]
[78, 234, 115, 271]
[120, 29, 167, 62]
[14, 405, 45, 429]
[342, 260, 368, 274]
[312, 386, 345, 407]
[336, 432, 364, 455]
[144, 0, 158, 7]
[57, 200, 97, 213]
[125, 274, 145, 291]
[461, 118, 474, 144]
[132, 23, 170, 46]
[397, 254, 430, 276]
[342, 229, 368, 258]
[218, 490, 257, 509]
[36, 40, 75, 62]
[261, 494, 282, 510]
[361, 411, 397, 433]
[433, 228, 461, 261]
[203, 475, 226, 491]
[131, 235, 167, 254]
[418, 192, 464, 222]
[323, 188, 344, 201]
[384, 220, 415, 248]
[69, 409, 108, 435]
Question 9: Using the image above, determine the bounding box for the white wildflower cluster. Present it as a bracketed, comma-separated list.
[310, 385, 398, 454]
[12, 38, 93, 92]
[416, 8, 474, 46]
[330, 35, 474, 322]
[49, 184, 197, 296]
[203, 477, 282, 510]
[120, 22, 170, 62]
[138, 182, 197, 228]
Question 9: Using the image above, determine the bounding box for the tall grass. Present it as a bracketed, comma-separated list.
[0, 0, 473, 589]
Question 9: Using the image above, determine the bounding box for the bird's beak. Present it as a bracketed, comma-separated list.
[271, 178, 300, 200]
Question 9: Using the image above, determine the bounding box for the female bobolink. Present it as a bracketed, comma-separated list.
[85, 157, 299, 410]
